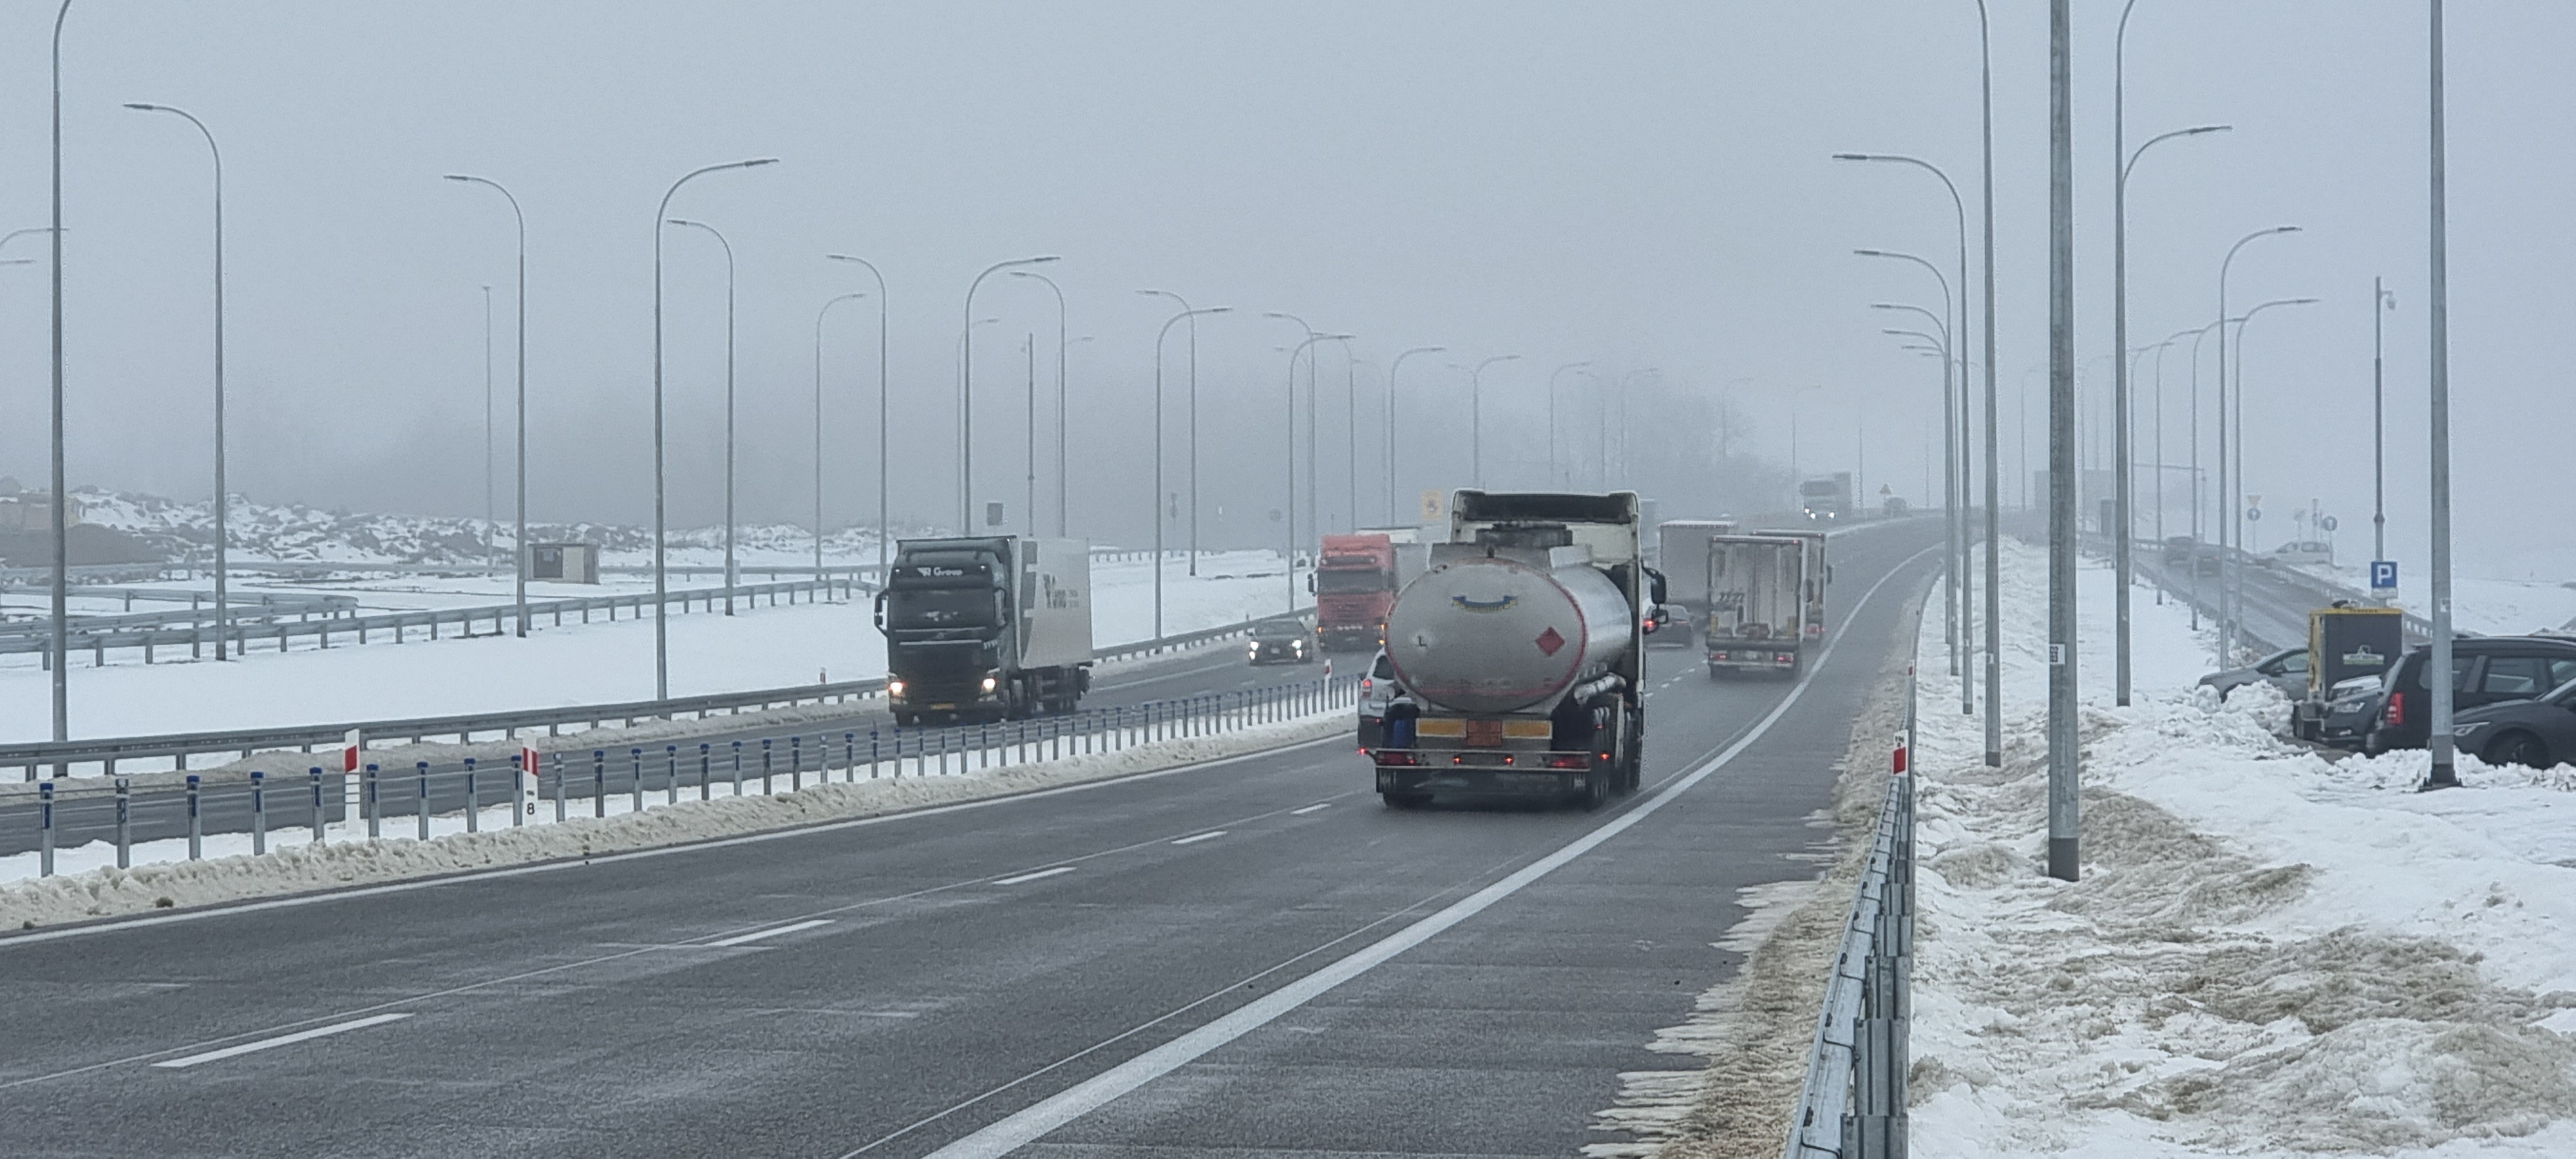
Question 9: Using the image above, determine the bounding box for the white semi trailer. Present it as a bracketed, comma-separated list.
[1372, 491, 1665, 809]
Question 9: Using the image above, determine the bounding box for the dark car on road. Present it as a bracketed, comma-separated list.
[2452, 677, 2576, 769]
[2363, 637, 2576, 755]
[2163, 536, 2197, 569]
[2195, 544, 2224, 576]
[1247, 619, 1316, 665]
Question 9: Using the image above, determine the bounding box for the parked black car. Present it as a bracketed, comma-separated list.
[1246, 619, 1317, 665]
[2316, 674, 2386, 748]
[2199, 646, 2307, 702]
[2452, 677, 2576, 769]
[2363, 636, 2576, 755]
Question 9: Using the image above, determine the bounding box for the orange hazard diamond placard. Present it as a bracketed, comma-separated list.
[1535, 627, 1565, 656]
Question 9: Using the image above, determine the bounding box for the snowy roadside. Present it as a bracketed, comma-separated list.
[1908, 540, 2576, 1156]
[0, 708, 1353, 932]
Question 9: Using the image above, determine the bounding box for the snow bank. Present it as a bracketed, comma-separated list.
[1908, 539, 2576, 1157]
[0, 708, 1350, 932]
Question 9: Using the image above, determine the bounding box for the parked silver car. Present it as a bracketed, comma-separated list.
[2199, 646, 2308, 702]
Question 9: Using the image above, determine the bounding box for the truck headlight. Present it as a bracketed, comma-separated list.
[981, 674, 999, 693]
[888, 679, 906, 698]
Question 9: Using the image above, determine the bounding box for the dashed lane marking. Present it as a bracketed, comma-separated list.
[151, 1014, 413, 1070]
[992, 867, 1077, 887]
[1288, 804, 1330, 816]
[705, 919, 835, 948]
[1170, 831, 1227, 846]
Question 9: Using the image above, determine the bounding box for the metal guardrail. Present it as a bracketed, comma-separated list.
[1783, 666, 1918, 1159]
[5, 608, 1313, 780]
[6, 577, 858, 664]
[6, 671, 1360, 878]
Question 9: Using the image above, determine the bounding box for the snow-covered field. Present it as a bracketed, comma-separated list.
[2292, 559, 2576, 636]
[0, 551, 1307, 743]
[1908, 541, 2576, 1156]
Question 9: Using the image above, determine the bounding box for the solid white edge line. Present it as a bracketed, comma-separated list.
[1287, 804, 1329, 816]
[916, 543, 1938, 1159]
[705, 919, 834, 948]
[1168, 831, 1226, 845]
[1, 730, 1352, 950]
[150, 1013, 413, 1069]
[992, 866, 1077, 887]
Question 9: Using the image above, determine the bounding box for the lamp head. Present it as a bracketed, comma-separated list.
[1203, 306, 1234, 315]
[2186, 124, 2232, 137]
[665, 218, 699, 228]
[122, 102, 163, 112]
[1832, 152, 1871, 162]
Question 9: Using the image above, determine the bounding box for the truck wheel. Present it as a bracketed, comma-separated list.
[1578, 768, 1612, 811]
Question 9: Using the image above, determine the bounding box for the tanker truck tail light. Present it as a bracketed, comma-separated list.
[1776, 652, 1795, 665]
[1375, 750, 1421, 766]
[1545, 753, 1587, 769]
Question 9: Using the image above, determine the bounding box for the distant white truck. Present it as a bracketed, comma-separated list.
[1705, 534, 1810, 677]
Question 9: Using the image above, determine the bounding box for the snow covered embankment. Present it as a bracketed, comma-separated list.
[1, 708, 1350, 932]
[1908, 541, 2576, 1157]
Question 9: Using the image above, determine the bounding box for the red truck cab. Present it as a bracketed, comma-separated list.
[1316, 533, 1398, 651]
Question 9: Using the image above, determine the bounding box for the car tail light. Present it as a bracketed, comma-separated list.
[1777, 652, 1795, 664]
[2385, 692, 2405, 726]
[1360, 678, 1373, 695]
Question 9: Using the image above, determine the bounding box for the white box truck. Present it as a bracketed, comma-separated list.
[1705, 534, 1809, 677]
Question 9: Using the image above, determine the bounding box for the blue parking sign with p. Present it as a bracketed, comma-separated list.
[2371, 560, 2399, 590]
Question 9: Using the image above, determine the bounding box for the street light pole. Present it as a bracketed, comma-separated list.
[1549, 361, 1591, 486]
[1154, 306, 1230, 637]
[2232, 296, 2322, 653]
[1138, 289, 1203, 572]
[443, 174, 529, 636]
[1973, 0, 2002, 763]
[813, 291, 866, 577]
[823, 254, 888, 580]
[2045, 0, 2076, 883]
[48, 2, 72, 742]
[1010, 270, 1068, 536]
[482, 284, 495, 572]
[961, 256, 1060, 534]
[1282, 332, 1351, 611]
[2114, 111, 2235, 704]
[125, 102, 232, 662]
[1856, 248, 1959, 672]
[2215, 224, 2300, 664]
[2373, 277, 2396, 577]
[2427, 0, 2456, 789]
[652, 158, 776, 701]
[1469, 355, 1520, 489]
[665, 217, 739, 614]
[1386, 346, 1445, 522]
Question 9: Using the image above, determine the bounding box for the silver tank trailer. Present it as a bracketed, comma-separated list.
[1384, 555, 1634, 715]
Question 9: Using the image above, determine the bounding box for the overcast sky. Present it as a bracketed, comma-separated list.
[1, 1, 2566, 578]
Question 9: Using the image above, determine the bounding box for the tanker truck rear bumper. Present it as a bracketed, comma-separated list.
[1372, 748, 1604, 798]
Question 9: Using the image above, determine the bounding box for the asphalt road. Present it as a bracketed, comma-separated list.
[0, 517, 1942, 1158]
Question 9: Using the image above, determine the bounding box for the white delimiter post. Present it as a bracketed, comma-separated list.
[2045, 0, 2081, 882]
[2424, 0, 2458, 791]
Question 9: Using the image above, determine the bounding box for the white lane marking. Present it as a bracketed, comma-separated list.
[992, 867, 1077, 886]
[1168, 831, 1227, 846]
[912, 544, 1938, 1159]
[705, 919, 834, 948]
[1288, 803, 1330, 816]
[151, 1013, 413, 1069]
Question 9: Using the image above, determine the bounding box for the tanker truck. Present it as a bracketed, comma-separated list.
[1371, 490, 1665, 810]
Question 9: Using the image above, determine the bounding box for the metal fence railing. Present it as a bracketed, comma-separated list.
[5, 577, 863, 666]
[1783, 666, 1918, 1159]
[4, 672, 1359, 880]
[2, 608, 1314, 781]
